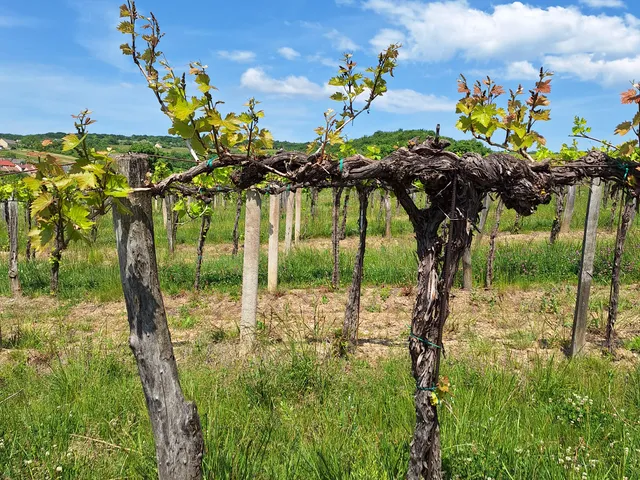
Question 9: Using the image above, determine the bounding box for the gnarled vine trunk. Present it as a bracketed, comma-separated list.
[606, 194, 636, 352]
[194, 212, 211, 291]
[340, 188, 350, 240]
[342, 186, 370, 349]
[549, 187, 566, 244]
[113, 154, 204, 480]
[395, 182, 482, 480]
[485, 199, 504, 289]
[331, 187, 344, 289]
[232, 192, 242, 256]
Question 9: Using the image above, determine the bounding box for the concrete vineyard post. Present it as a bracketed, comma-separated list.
[268, 193, 280, 293]
[284, 190, 294, 254]
[294, 188, 302, 245]
[240, 190, 261, 345]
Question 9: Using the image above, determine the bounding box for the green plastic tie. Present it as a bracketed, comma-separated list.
[409, 332, 442, 350]
[339, 158, 344, 172]
[207, 158, 213, 168]
[417, 385, 437, 392]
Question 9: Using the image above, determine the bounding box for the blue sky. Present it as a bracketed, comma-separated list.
[1, 0, 639, 150]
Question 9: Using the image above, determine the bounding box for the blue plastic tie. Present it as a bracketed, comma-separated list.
[339, 158, 344, 172]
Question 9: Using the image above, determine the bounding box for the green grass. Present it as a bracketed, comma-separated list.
[1, 346, 639, 479]
[1, 231, 640, 301]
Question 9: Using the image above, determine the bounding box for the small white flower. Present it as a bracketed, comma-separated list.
[56, 466, 62, 473]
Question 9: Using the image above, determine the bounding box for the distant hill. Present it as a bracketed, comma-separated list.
[1, 129, 492, 159]
[274, 129, 491, 156]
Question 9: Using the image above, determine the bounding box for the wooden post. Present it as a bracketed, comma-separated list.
[284, 190, 294, 254]
[240, 190, 261, 345]
[113, 154, 204, 480]
[570, 178, 603, 357]
[474, 194, 492, 245]
[294, 188, 302, 245]
[560, 185, 576, 234]
[268, 193, 280, 293]
[7, 198, 21, 296]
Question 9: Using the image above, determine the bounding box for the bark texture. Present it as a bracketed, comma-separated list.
[340, 188, 350, 240]
[485, 200, 504, 289]
[606, 194, 636, 352]
[113, 154, 204, 480]
[194, 213, 211, 290]
[232, 192, 242, 256]
[331, 187, 344, 289]
[549, 187, 566, 244]
[560, 185, 576, 234]
[342, 186, 370, 349]
[571, 178, 603, 357]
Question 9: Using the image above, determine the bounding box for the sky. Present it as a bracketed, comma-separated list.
[1, 0, 639, 150]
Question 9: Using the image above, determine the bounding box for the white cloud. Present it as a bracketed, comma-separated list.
[240, 68, 330, 97]
[504, 61, 539, 80]
[239, 67, 454, 114]
[217, 50, 256, 63]
[370, 28, 406, 53]
[364, 0, 640, 62]
[278, 47, 301, 60]
[307, 54, 339, 68]
[324, 28, 360, 51]
[579, 0, 625, 8]
[543, 54, 640, 85]
[372, 89, 455, 113]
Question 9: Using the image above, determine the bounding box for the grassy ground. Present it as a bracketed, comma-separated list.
[1, 339, 639, 479]
[1, 187, 640, 479]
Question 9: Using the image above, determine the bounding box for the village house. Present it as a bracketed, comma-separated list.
[0, 138, 18, 150]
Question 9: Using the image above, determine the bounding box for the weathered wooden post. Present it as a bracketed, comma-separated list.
[560, 185, 576, 234]
[294, 188, 302, 245]
[113, 154, 204, 480]
[284, 190, 294, 254]
[7, 197, 21, 296]
[570, 178, 603, 356]
[240, 190, 261, 345]
[267, 193, 280, 293]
